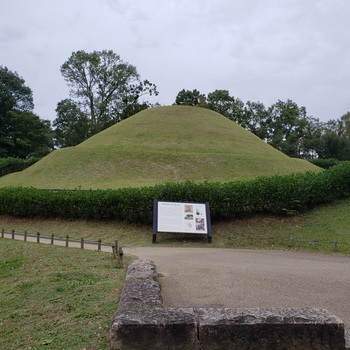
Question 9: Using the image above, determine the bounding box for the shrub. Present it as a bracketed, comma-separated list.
[1, 162, 350, 224]
[309, 158, 339, 169]
[0, 157, 40, 177]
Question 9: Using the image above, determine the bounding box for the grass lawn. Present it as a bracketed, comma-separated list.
[0, 239, 131, 350]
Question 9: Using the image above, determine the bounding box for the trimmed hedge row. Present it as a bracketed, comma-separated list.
[1, 162, 350, 224]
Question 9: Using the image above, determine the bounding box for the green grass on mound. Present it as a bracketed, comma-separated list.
[0, 106, 319, 189]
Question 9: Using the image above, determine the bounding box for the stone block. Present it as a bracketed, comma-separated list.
[117, 279, 163, 313]
[109, 308, 198, 350]
[126, 258, 158, 282]
[109, 259, 347, 349]
[196, 307, 345, 350]
[345, 329, 350, 349]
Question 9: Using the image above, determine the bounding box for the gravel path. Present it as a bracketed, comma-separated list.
[124, 247, 350, 328]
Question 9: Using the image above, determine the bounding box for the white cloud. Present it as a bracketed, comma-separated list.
[0, 0, 349, 122]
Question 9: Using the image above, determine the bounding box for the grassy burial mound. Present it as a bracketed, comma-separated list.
[0, 106, 320, 190]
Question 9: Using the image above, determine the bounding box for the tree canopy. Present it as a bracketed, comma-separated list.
[206, 89, 245, 124]
[266, 99, 308, 157]
[53, 99, 91, 148]
[174, 88, 350, 160]
[2, 57, 349, 161]
[0, 66, 33, 114]
[0, 66, 53, 158]
[54, 50, 158, 146]
[175, 89, 206, 106]
[2, 110, 53, 158]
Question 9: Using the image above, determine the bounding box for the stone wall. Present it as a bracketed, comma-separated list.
[109, 259, 347, 350]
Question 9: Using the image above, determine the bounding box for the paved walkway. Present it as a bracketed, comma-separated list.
[124, 247, 350, 328]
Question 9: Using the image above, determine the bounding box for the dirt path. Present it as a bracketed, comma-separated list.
[124, 247, 350, 328]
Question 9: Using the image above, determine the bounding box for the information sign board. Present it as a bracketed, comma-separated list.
[152, 200, 212, 243]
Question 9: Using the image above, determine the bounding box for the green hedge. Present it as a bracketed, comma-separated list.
[1, 162, 350, 224]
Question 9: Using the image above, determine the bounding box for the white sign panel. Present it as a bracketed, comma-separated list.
[157, 201, 208, 234]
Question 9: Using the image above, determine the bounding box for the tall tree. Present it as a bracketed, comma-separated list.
[336, 112, 350, 140]
[60, 50, 158, 134]
[242, 101, 270, 140]
[0, 66, 34, 115]
[206, 90, 245, 124]
[0, 66, 52, 158]
[318, 130, 348, 159]
[1, 110, 53, 158]
[317, 112, 350, 160]
[266, 100, 308, 157]
[299, 116, 323, 159]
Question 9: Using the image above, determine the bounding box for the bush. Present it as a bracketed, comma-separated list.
[1, 162, 350, 224]
[0, 157, 40, 177]
[309, 158, 339, 169]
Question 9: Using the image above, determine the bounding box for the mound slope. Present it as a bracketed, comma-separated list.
[0, 106, 320, 189]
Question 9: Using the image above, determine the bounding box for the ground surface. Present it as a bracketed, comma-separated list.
[124, 247, 350, 328]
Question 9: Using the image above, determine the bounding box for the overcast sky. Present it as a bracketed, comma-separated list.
[1, 0, 349, 123]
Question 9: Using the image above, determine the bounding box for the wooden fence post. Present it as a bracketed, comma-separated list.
[81, 237, 84, 249]
[66, 235, 69, 248]
[1, 228, 4, 238]
[24, 230, 27, 242]
[118, 247, 124, 267]
[98, 238, 102, 251]
[113, 240, 118, 259]
[12, 229, 15, 239]
[37, 232, 40, 243]
[51, 233, 54, 245]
